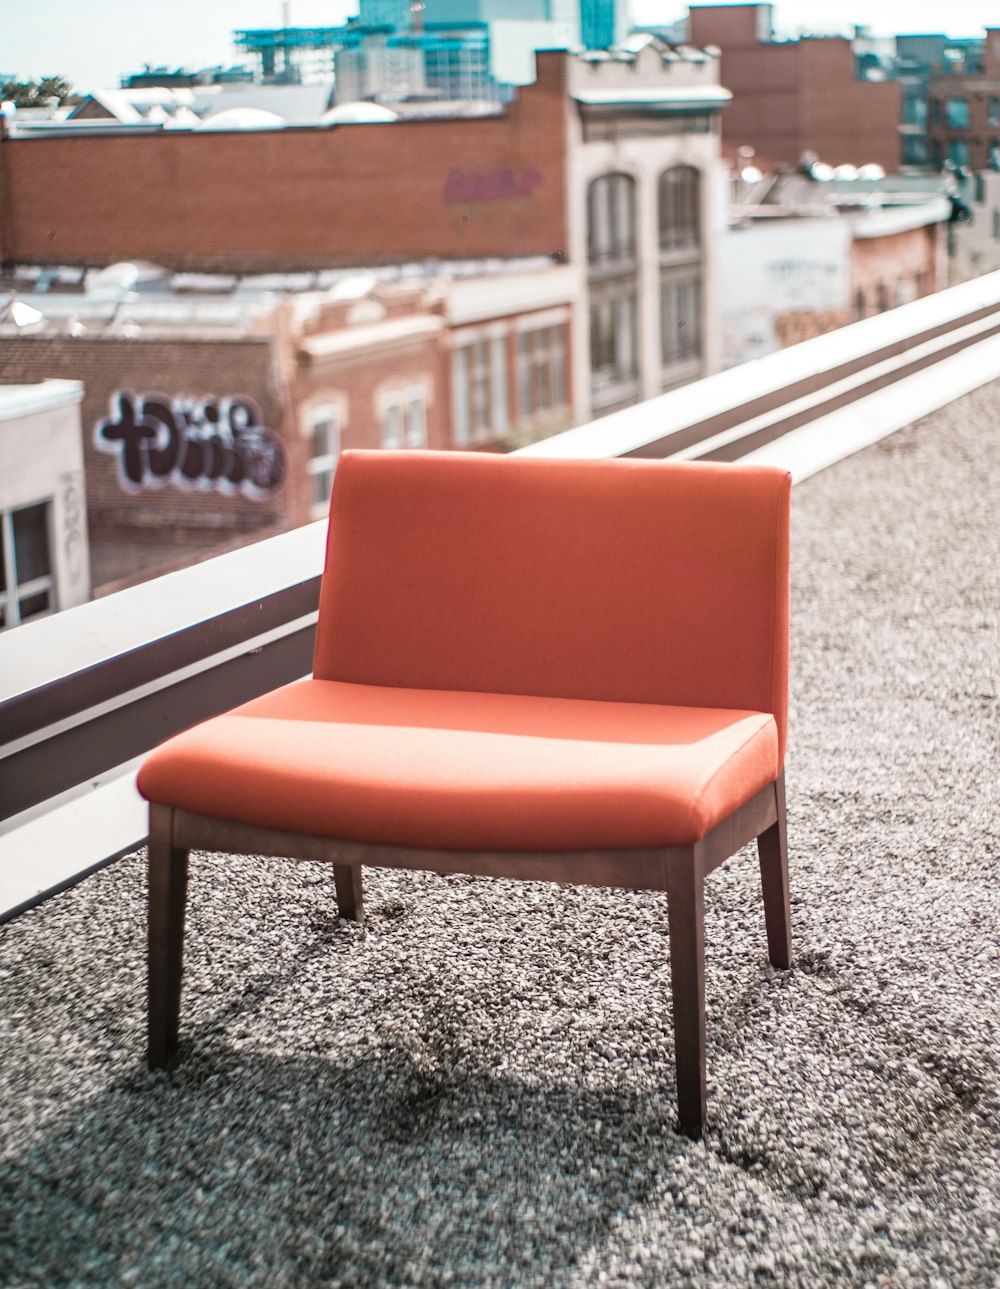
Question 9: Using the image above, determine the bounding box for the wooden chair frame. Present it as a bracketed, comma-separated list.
[148, 771, 790, 1138]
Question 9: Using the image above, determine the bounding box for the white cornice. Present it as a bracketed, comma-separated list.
[0, 380, 84, 423]
[299, 315, 443, 361]
[572, 87, 732, 108]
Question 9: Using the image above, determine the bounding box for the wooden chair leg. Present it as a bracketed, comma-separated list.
[665, 851, 707, 1139]
[333, 863, 364, 923]
[148, 804, 190, 1069]
[756, 773, 792, 969]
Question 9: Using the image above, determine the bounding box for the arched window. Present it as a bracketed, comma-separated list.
[658, 167, 703, 387]
[658, 166, 701, 255]
[587, 173, 640, 412]
[587, 173, 636, 267]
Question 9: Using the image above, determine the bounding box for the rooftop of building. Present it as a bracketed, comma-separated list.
[1, 37, 725, 137]
[0, 256, 572, 340]
[728, 160, 961, 226]
[1, 369, 997, 1281]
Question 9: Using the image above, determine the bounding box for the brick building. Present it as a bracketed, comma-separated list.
[927, 29, 1000, 171]
[567, 38, 728, 412]
[894, 34, 989, 169]
[688, 3, 902, 173]
[0, 262, 577, 592]
[0, 59, 569, 272]
[0, 42, 727, 600]
[1, 43, 726, 421]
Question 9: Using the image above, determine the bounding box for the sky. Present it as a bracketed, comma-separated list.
[4, 1, 999, 93]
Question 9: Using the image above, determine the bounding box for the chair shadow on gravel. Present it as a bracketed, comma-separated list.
[0, 1037, 687, 1289]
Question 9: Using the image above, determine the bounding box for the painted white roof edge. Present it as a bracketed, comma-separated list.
[853, 198, 952, 238]
[0, 379, 84, 422]
[572, 87, 732, 106]
[300, 314, 444, 359]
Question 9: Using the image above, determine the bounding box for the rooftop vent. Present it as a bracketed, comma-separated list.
[321, 102, 399, 126]
[198, 107, 285, 130]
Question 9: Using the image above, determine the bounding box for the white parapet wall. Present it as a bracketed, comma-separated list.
[3, 271, 1000, 918]
[518, 268, 1000, 465]
[0, 380, 91, 621]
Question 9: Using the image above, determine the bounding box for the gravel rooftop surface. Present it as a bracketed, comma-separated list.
[1, 385, 999, 1288]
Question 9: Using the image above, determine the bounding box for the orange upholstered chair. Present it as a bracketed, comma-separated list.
[139, 449, 792, 1137]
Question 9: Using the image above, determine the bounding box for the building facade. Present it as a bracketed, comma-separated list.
[0, 380, 90, 629]
[0, 45, 726, 428]
[895, 34, 989, 169]
[0, 60, 568, 271]
[567, 38, 727, 414]
[0, 263, 579, 592]
[926, 29, 1000, 171]
[688, 3, 902, 173]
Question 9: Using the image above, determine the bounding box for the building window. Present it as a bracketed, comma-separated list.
[589, 286, 638, 409]
[307, 407, 340, 518]
[516, 324, 568, 421]
[660, 272, 702, 379]
[989, 97, 1000, 128]
[587, 173, 636, 268]
[383, 391, 429, 449]
[588, 172, 639, 412]
[452, 334, 508, 445]
[946, 97, 969, 130]
[382, 401, 404, 450]
[902, 136, 929, 167]
[659, 166, 701, 255]
[657, 167, 703, 386]
[902, 91, 927, 128]
[0, 500, 55, 631]
[405, 395, 427, 449]
[948, 138, 970, 168]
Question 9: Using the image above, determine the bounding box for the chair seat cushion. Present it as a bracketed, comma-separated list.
[137, 679, 780, 850]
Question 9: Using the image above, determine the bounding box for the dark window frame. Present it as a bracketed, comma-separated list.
[0, 500, 55, 631]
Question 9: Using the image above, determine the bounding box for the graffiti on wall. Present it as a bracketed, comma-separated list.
[445, 168, 542, 203]
[95, 390, 285, 497]
[60, 471, 87, 584]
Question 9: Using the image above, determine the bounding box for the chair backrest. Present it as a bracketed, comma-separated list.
[314, 451, 791, 761]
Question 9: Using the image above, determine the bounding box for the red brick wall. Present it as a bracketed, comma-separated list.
[797, 43, 901, 173]
[0, 336, 291, 539]
[0, 302, 459, 586]
[0, 58, 569, 272]
[689, 7, 902, 172]
[928, 59, 1000, 172]
[986, 29, 1000, 77]
[851, 225, 940, 316]
[289, 332, 449, 519]
[689, 4, 775, 48]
